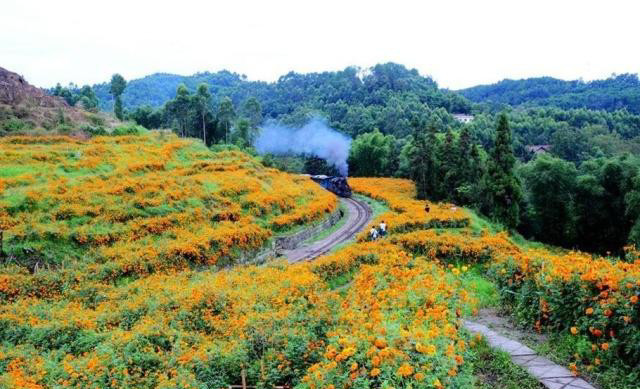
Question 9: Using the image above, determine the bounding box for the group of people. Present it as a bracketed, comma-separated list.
[369, 221, 387, 240]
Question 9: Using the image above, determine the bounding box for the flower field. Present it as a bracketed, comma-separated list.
[1, 149, 639, 388]
[352, 177, 640, 381]
[0, 133, 337, 301]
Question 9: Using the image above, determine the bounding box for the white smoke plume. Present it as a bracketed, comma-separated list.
[254, 118, 352, 176]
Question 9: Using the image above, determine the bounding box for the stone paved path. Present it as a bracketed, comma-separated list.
[464, 320, 596, 389]
[285, 197, 372, 263]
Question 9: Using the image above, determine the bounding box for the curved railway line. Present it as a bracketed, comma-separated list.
[286, 197, 372, 263]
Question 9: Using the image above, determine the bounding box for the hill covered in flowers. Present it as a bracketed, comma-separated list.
[0, 140, 639, 388]
[0, 133, 337, 301]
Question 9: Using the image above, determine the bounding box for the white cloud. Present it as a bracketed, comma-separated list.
[1, 0, 638, 89]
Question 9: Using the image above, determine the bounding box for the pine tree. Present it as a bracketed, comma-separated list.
[409, 122, 429, 200]
[439, 130, 457, 201]
[452, 127, 474, 204]
[486, 114, 522, 228]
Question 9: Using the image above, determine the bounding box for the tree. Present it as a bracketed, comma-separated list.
[110, 74, 127, 120]
[194, 84, 212, 144]
[129, 105, 163, 129]
[485, 114, 522, 228]
[407, 121, 439, 200]
[217, 97, 236, 143]
[233, 118, 252, 147]
[348, 129, 396, 177]
[520, 155, 577, 245]
[164, 84, 193, 137]
[438, 130, 457, 200]
[242, 97, 263, 128]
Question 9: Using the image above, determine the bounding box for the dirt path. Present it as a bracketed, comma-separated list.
[285, 197, 372, 263]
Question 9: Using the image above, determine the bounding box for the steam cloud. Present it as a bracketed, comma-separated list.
[254, 118, 352, 176]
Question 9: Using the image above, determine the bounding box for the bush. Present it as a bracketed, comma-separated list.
[111, 123, 146, 136]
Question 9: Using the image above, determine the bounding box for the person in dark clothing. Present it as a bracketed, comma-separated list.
[424, 203, 430, 213]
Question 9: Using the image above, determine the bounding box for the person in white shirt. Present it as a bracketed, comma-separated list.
[379, 221, 387, 237]
[370, 226, 378, 240]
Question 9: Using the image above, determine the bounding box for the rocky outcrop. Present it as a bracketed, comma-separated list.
[0, 66, 90, 130]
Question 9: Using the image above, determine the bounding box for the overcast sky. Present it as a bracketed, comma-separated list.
[2, 0, 639, 90]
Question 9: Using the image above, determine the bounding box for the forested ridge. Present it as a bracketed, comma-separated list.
[459, 73, 640, 114]
[93, 63, 471, 138]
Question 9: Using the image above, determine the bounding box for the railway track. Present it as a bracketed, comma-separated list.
[286, 197, 372, 263]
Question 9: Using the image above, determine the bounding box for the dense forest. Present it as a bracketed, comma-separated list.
[48, 63, 640, 255]
[459, 73, 640, 114]
[92, 63, 472, 137]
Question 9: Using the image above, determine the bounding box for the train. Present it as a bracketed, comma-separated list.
[309, 175, 352, 198]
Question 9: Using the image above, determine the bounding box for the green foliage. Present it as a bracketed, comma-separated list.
[460, 74, 640, 114]
[109, 74, 127, 97]
[114, 96, 124, 120]
[348, 129, 397, 177]
[110, 74, 127, 119]
[485, 114, 522, 229]
[93, 63, 470, 137]
[470, 336, 543, 389]
[111, 123, 146, 136]
[51, 83, 100, 111]
[519, 154, 577, 245]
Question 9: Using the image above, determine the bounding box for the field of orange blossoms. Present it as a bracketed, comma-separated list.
[0, 138, 486, 389]
[349, 178, 470, 235]
[350, 178, 640, 382]
[0, 133, 338, 303]
[1, 148, 639, 388]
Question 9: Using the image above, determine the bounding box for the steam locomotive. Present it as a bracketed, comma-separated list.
[309, 175, 352, 198]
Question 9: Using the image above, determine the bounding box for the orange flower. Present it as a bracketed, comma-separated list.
[370, 368, 381, 377]
[374, 338, 387, 349]
[396, 363, 413, 377]
[570, 327, 578, 335]
[601, 343, 609, 351]
[585, 307, 594, 315]
[631, 295, 638, 304]
[604, 309, 612, 317]
[414, 372, 425, 381]
[350, 362, 358, 372]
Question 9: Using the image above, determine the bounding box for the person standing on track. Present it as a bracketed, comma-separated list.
[379, 221, 387, 237]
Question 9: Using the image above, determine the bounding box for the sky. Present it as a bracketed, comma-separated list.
[2, 0, 639, 90]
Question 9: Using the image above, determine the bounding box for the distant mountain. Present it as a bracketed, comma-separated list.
[458, 74, 640, 114]
[93, 71, 262, 111]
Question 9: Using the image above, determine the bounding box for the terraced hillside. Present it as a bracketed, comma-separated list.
[0, 139, 638, 388]
[0, 133, 338, 299]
